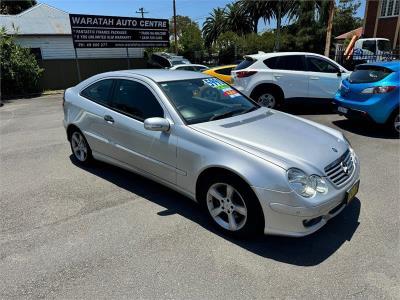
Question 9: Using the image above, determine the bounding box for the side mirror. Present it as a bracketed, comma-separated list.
[144, 117, 170, 132]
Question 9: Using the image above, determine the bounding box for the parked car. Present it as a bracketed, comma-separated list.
[232, 52, 350, 108]
[147, 52, 190, 69]
[334, 61, 400, 134]
[353, 38, 394, 63]
[202, 65, 237, 84]
[170, 64, 209, 72]
[64, 70, 360, 238]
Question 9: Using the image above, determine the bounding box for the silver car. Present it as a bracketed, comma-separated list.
[63, 70, 360, 238]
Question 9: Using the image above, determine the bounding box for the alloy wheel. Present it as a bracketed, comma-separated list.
[258, 93, 276, 108]
[394, 114, 400, 134]
[71, 132, 88, 162]
[206, 183, 247, 231]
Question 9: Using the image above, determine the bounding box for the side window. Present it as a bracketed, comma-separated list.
[263, 57, 279, 69]
[159, 57, 170, 68]
[275, 55, 306, 71]
[111, 79, 164, 121]
[80, 79, 114, 106]
[215, 67, 233, 75]
[362, 40, 376, 54]
[307, 57, 339, 73]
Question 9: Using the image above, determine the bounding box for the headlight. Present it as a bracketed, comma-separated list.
[287, 168, 328, 198]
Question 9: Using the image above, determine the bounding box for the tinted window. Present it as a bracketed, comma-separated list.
[152, 55, 170, 68]
[362, 40, 376, 53]
[307, 57, 339, 73]
[349, 65, 392, 83]
[215, 67, 234, 75]
[177, 66, 195, 71]
[235, 58, 255, 70]
[81, 79, 113, 105]
[266, 55, 306, 71]
[378, 40, 391, 52]
[171, 60, 188, 66]
[112, 80, 163, 120]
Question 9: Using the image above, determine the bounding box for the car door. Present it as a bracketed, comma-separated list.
[264, 55, 309, 99]
[104, 78, 177, 184]
[78, 79, 116, 156]
[306, 56, 342, 99]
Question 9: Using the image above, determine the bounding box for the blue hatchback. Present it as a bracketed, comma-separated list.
[334, 61, 400, 134]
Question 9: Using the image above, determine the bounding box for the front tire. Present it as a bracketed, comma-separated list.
[199, 173, 264, 238]
[69, 130, 93, 165]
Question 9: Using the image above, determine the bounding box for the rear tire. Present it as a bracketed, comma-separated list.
[251, 87, 283, 109]
[387, 108, 400, 136]
[199, 173, 264, 238]
[69, 129, 93, 165]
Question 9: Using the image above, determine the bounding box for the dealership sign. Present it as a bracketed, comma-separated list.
[69, 14, 169, 48]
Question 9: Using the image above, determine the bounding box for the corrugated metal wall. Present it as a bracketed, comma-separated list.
[15, 35, 144, 60]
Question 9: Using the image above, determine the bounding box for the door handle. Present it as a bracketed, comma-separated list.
[310, 76, 319, 80]
[104, 115, 114, 124]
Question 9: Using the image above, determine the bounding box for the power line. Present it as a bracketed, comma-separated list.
[135, 7, 149, 18]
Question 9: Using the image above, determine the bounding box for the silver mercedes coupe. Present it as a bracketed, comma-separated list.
[63, 69, 360, 237]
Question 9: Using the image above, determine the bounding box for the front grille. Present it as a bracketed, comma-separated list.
[324, 149, 355, 187]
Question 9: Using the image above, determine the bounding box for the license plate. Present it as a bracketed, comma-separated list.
[338, 106, 348, 114]
[346, 180, 360, 204]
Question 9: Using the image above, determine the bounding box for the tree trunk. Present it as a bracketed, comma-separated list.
[324, 0, 335, 57]
[275, 0, 281, 51]
[254, 19, 258, 33]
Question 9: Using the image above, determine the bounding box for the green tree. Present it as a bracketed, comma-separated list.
[202, 7, 226, 48]
[238, 0, 274, 33]
[0, 0, 36, 14]
[333, 0, 362, 37]
[0, 28, 43, 95]
[223, 2, 252, 35]
[179, 23, 204, 62]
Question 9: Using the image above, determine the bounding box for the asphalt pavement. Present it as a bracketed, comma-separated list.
[0, 95, 399, 299]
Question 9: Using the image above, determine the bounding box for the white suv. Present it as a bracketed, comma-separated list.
[232, 52, 350, 108]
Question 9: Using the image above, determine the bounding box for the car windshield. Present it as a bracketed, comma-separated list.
[349, 65, 393, 83]
[378, 40, 391, 52]
[160, 78, 259, 124]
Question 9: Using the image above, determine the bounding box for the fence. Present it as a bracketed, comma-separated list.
[332, 50, 400, 70]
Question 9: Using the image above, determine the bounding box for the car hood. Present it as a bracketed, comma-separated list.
[190, 108, 348, 174]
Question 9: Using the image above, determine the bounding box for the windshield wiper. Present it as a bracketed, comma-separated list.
[209, 109, 244, 121]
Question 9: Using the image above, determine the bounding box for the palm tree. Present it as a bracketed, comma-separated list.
[224, 2, 253, 35]
[202, 7, 226, 48]
[238, 0, 275, 33]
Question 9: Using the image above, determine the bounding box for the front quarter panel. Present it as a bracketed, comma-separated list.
[174, 125, 291, 199]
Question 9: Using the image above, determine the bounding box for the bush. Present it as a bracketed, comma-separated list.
[1, 28, 43, 96]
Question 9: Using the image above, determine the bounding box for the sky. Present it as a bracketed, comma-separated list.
[40, 0, 366, 32]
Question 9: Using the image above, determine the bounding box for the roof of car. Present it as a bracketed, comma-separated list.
[245, 52, 329, 60]
[95, 69, 211, 82]
[361, 61, 400, 72]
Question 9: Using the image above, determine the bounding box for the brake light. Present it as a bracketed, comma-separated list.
[236, 71, 257, 78]
[361, 86, 396, 94]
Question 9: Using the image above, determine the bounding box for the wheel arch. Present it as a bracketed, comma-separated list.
[66, 124, 82, 141]
[250, 82, 284, 101]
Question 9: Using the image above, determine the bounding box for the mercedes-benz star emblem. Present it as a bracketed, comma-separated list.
[341, 161, 349, 175]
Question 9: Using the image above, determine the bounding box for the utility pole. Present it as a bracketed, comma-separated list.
[136, 7, 148, 18]
[173, 0, 178, 54]
[324, 0, 335, 57]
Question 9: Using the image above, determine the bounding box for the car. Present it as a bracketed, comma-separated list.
[170, 64, 209, 72]
[232, 52, 350, 108]
[63, 69, 360, 238]
[147, 52, 191, 69]
[334, 61, 400, 134]
[202, 65, 237, 84]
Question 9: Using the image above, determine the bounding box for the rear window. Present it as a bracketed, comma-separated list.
[215, 67, 234, 75]
[235, 58, 255, 70]
[349, 65, 392, 83]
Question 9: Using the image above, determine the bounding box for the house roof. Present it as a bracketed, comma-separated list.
[335, 27, 363, 40]
[0, 3, 71, 35]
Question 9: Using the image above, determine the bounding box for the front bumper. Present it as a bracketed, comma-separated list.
[253, 158, 360, 237]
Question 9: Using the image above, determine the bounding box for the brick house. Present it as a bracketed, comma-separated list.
[363, 0, 400, 50]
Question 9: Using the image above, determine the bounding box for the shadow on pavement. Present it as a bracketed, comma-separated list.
[70, 156, 361, 267]
[333, 119, 399, 139]
[280, 99, 335, 116]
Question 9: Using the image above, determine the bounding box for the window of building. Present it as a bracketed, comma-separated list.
[381, 0, 400, 17]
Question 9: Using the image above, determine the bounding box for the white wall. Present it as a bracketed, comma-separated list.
[15, 35, 144, 60]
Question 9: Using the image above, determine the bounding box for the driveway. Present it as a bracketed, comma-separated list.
[0, 95, 399, 299]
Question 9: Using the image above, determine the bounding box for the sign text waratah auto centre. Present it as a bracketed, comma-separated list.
[69, 14, 169, 48]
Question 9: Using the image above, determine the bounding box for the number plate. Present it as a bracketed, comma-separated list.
[338, 106, 348, 114]
[346, 180, 360, 204]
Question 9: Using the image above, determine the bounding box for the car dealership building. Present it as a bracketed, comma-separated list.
[0, 3, 147, 89]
